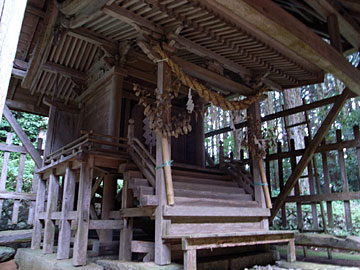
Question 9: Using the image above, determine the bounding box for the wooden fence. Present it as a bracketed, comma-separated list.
[0, 131, 42, 226]
[265, 126, 360, 231]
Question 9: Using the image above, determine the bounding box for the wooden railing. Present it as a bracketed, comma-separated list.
[127, 119, 156, 187]
[45, 131, 128, 164]
[0, 132, 43, 226]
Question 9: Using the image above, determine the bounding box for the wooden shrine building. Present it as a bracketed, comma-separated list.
[1, 0, 360, 269]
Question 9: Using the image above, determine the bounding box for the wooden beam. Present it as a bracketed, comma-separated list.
[0, 0, 27, 120]
[3, 105, 43, 168]
[270, 87, 352, 221]
[327, 14, 343, 53]
[172, 55, 256, 95]
[42, 61, 87, 82]
[21, 0, 58, 89]
[58, 0, 109, 28]
[305, 0, 360, 50]
[206, 0, 360, 95]
[67, 28, 117, 52]
[103, 3, 164, 35]
[171, 34, 282, 90]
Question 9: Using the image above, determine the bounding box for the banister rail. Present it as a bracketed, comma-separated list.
[127, 120, 156, 187]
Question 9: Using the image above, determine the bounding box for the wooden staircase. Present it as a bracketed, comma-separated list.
[124, 164, 270, 235]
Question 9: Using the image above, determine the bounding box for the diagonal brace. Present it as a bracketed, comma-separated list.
[270, 87, 352, 221]
[3, 105, 43, 168]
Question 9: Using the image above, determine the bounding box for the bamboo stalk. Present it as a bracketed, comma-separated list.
[161, 136, 175, 205]
[258, 157, 272, 209]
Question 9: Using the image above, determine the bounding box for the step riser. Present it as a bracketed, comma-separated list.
[166, 222, 263, 236]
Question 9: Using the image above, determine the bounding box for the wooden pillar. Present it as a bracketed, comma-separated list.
[43, 172, 59, 254]
[100, 174, 117, 243]
[247, 101, 268, 229]
[0, 0, 27, 119]
[155, 62, 172, 265]
[73, 156, 94, 266]
[57, 164, 76, 260]
[336, 130, 352, 231]
[108, 71, 124, 136]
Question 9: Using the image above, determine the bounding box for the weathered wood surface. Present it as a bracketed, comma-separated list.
[43, 172, 59, 254]
[0, 229, 34, 245]
[207, 0, 360, 95]
[57, 164, 76, 260]
[73, 157, 94, 266]
[295, 233, 360, 252]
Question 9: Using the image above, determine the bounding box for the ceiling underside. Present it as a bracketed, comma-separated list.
[8, 0, 360, 113]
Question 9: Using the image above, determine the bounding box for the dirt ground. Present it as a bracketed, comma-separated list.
[0, 260, 16, 270]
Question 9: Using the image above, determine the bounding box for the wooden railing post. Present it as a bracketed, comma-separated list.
[336, 129, 352, 231]
[219, 141, 224, 168]
[277, 142, 287, 228]
[128, 119, 134, 140]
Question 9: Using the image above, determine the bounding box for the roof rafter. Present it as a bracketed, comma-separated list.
[205, 0, 360, 96]
[304, 0, 360, 50]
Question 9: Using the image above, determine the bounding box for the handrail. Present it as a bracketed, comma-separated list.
[131, 138, 156, 165]
[127, 137, 156, 187]
[224, 160, 255, 197]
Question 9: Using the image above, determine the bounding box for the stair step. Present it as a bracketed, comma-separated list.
[134, 186, 251, 200]
[166, 222, 263, 236]
[132, 181, 245, 196]
[173, 189, 252, 201]
[128, 177, 237, 189]
[172, 169, 231, 181]
[118, 162, 137, 173]
[173, 163, 225, 175]
[140, 195, 258, 207]
[124, 170, 142, 180]
[173, 175, 237, 187]
[163, 205, 271, 218]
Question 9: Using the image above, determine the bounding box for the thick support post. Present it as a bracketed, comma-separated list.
[108, 71, 123, 136]
[73, 156, 94, 266]
[248, 101, 269, 229]
[154, 61, 172, 265]
[100, 174, 117, 244]
[57, 164, 76, 260]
